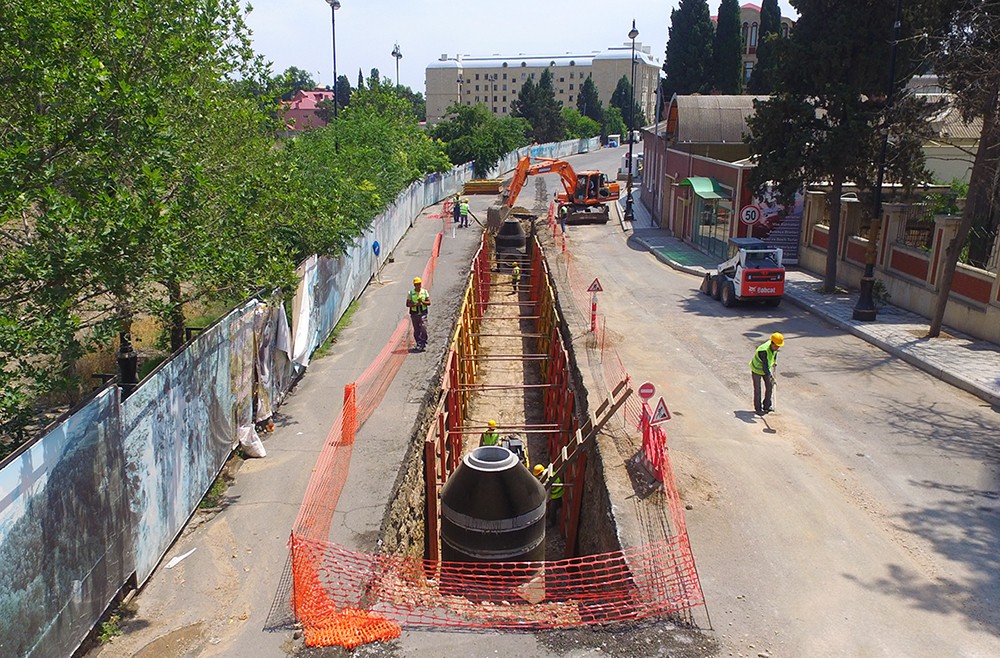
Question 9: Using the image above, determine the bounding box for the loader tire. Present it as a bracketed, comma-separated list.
[765, 297, 782, 307]
[721, 282, 737, 307]
[711, 276, 724, 300]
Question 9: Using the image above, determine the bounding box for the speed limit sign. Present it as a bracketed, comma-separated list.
[739, 204, 762, 225]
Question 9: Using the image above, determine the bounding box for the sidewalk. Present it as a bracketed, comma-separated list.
[622, 193, 1000, 408]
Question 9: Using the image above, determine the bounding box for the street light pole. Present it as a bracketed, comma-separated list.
[852, 0, 902, 321]
[325, 0, 341, 151]
[625, 20, 639, 224]
[391, 43, 402, 89]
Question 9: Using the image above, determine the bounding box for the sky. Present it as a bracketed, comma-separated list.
[244, 0, 799, 94]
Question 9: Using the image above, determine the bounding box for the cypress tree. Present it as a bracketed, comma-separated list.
[748, 0, 782, 93]
[576, 74, 604, 124]
[663, 0, 716, 99]
[712, 0, 743, 93]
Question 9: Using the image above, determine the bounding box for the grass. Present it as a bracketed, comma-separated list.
[312, 300, 360, 360]
[199, 473, 231, 509]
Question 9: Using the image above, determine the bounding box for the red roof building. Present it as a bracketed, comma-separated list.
[281, 89, 335, 132]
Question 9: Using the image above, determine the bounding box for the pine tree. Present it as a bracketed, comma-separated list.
[610, 76, 646, 131]
[663, 0, 716, 99]
[748, 0, 782, 94]
[576, 75, 604, 124]
[712, 0, 743, 93]
[512, 69, 565, 143]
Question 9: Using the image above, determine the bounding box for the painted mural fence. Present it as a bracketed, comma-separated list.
[0, 137, 597, 657]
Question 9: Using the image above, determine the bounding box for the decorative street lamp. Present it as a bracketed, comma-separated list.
[325, 0, 341, 151]
[391, 42, 403, 88]
[852, 0, 902, 321]
[624, 20, 639, 224]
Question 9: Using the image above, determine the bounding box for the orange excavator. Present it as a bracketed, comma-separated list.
[505, 156, 620, 224]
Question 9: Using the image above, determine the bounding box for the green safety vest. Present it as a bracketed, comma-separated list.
[549, 477, 564, 500]
[480, 431, 500, 446]
[408, 288, 429, 314]
[512, 265, 520, 280]
[460, 202, 470, 216]
[749, 340, 777, 375]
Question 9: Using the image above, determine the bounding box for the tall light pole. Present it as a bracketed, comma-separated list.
[624, 20, 639, 224]
[391, 43, 402, 89]
[852, 0, 902, 321]
[325, 0, 341, 151]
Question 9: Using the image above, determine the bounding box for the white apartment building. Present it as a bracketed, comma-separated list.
[425, 44, 662, 126]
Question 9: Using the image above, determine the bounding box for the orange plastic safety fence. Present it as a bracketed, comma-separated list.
[292, 534, 703, 629]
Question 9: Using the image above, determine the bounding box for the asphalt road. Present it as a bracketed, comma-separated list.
[553, 148, 1000, 657]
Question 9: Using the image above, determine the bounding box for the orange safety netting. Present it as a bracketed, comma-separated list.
[291, 533, 703, 629]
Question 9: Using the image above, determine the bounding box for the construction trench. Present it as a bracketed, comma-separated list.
[288, 202, 704, 648]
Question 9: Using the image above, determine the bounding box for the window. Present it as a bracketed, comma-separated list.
[502, 84, 507, 91]
[475, 84, 480, 91]
[742, 22, 749, 49]
[503, 95, 507, 101]
[750, 22, 759, 47]
[502, 106, 507, 113]
[743, 62, 753, 82]
[569, 83, 574, 90]
[494, 95, 498, 102]
[502, 73, 507, 80]
[521, 73, 526, 80]
[502, 62, 508, 68]
[550, 61, 556, 66]
[475, 73, 480, 80]
[521, 62, 526, 67]
[475, 95, 480, 102]
[531, 73, 535, 79]
[560, 77, 565, 82]
[569, 95, 574, 102]
[570, 72, 575, 78]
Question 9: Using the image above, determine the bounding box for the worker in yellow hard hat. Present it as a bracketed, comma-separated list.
[533, 463, 563, 527]
[480, 419, 500, 446]
[749, 332, 784, 416]
[406, 276, 430, 351]
[459, 198, 471, 227]
[510, 260, 520, 294]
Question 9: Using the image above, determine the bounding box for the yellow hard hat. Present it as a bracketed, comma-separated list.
[413, 276, 422, 285]
[488, 420, 497, 427]
[533, 464, 545, 476]
[510, 261, 516, 266]
[770, 332, 785, 347]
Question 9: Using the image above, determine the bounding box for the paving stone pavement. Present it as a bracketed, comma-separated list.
[621, 193, 1000, 408]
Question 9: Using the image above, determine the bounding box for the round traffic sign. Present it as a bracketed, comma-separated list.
[372, 241, 381, 257]
[637, 381, 655, 400]
[739, 204, 762, 225]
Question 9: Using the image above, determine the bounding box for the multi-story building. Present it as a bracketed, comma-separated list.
[425, 44, 662, 126]
[722, 3, 796, 85]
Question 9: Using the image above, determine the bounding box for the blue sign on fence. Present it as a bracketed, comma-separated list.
[372, 241, 381, 257]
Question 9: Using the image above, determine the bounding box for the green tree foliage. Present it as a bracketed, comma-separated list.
[335, 74, 353, 109]
[396, 86, 427, 123]
[747, 0, 782, 94]
[273, 66, 317, 100]
[745, 0, 938, 292]
[576, 75, 604, 124]
[512, 69, 566, 143]
[561, 108, 601, 139]
[712, 0, 743, 94]
[610, 76, 647, 130]
[0, 0, 451, 450]
[663, 0, 715, 99]
[431, 104, 530, 177]
[602, 107, 627, 141]
[920, 0, 1000, 335]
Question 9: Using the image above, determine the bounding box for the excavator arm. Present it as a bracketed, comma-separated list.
[505, 156, 580, 208]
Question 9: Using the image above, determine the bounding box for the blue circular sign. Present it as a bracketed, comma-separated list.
[372, 241, 381, 257]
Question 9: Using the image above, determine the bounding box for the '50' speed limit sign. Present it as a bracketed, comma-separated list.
[739, 204, 762, 225]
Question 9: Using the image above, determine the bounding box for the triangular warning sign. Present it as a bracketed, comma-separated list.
[587, 278, 603, 292]
[650, 397, 671, 425]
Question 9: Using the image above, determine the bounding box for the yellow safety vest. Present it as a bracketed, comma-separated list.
[749, 340, 777, 375]
[408, 288, 429, 314]
[480, 431, 500, 446]
[549, 477, 564, 500]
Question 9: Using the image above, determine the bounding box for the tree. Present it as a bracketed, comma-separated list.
[431, 104, 530, 177]
[712, 0, 743, 93]
[576, 75, 604, 124]
[512, 69, 566, 143]
[745, 0, 938, 293]
[395, 86, 427, 122]
[335, 74, 352, 109]
[610, 75, 647, 130]
[602, 106, 627, 141]
[924, 0, 1000, 336]
[561, 108, 601, 139]
[357, 68, 365, 90]
[747, 0, 782, 94]
[273, 66, 316, 100]
[663, 0, 715, 99]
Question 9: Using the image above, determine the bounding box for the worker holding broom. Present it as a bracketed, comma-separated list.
[750, 332, 783, 416]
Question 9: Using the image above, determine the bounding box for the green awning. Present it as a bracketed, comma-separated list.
[679, 177, 722, 200]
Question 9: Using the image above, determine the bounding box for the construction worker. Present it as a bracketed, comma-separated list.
[459, 198, 470, 227]
[510, 261, 520, 294]
[406, 276, 430, 351]
[452, 192, 461, 224]
[533, 464, 564, 527]
[750, 332, 783, 416]
[480, 420, 500, 446]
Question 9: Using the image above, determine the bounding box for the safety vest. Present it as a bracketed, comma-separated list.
[749, 340, 777, 375]
[549, 477, 564, 500]
[480, 431, 499, 446]
[408, 288, 429, 314]
[460, 202, 470, 216]
[512, 264, 520, 280]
